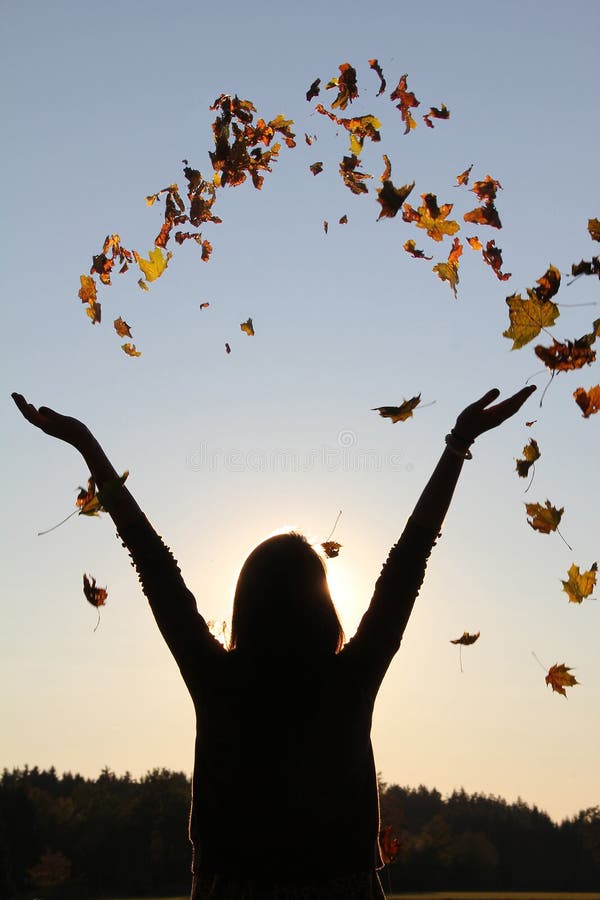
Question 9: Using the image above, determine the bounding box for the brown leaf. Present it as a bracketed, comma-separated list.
[326, 63, 358, 110]
[588, 218, 600, 242]
[339, 215, 348, 225]
[122, 342, 142, 357]
[83, 573, 107, 608]
[339, 155, 372, 195]
[310, 161, 324, 176]
[515, 438, 540, 478]
[455, 164, 473, 186]
[306, 78, 321, 102]
[321, 541, 342, 559]
[525, 500, 563, 534]
[376, 179, 415, 220]
[390, 74, 419, 134]
[481, 240, 511, 281]
[113, 317, 132, 338]
[225, 342, 231, 354]
[403, 239, 432, 260]
[573, 385, 600, 417]
[368, 59, 387, 95]
[450, 631, 480, 645]
[433, 237, 463, 298]
[423, 104, 449, 128]
[545, 663, 579, 697]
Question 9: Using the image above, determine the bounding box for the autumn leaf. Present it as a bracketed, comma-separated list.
[571, 257, 600, 279]
[534, 337, 596, 372]
[379, 825, 400, 865]
[390, 74, 419, 134]
[78, 275, 97, 306]
[83, 574, 107, 608]
[368, 59, 387, 95]
[402, 194, 460, 241]
[573, 385, 600, 417]
[85, 301, 101, 324]
[403, 239, 432, 260]
[76, 478, 102, 517]
[545, 663, 579, 697]
[122, 342, 142, 357]
[481, 240, 511, 281]
[466, 236, 483, 251]
[339, 154, 372, 195]
[463, 201, 502, 229]
[339, 215, 348, 225]
[450, 631, 480, 645]
[525, 420, 537, 427]
[306, 78, 321, 102]
[323, 220, 329, 234]
[379, 154, 392, 183]
[240, 317, 254, 336]
[90, 234, 133, 285]
[516, 438, 540, 478]
[326, 63, 358, 110]
[455, 164, 473, 186]
[433, 237, 463, 298]
[135, 247, 171, 282]
[588, 218, 600, 241]
[315, 105, 381, 155]
[561, 562, 597, 604]
[372, 394, 421, 423]
[525, 500, 563, 534]
[423, 104, 449, 128]
[199, 302, 210, 310]
[201, 240, 212, 262]
[225, 342, 231, 354]
[503, 272, 561, 349]
[310, 161, 323, 176]
[138, 278, 149, 292]
[113, 317, 132, 338]
[321, 541, 342, 559]
[376, 179, 415, 220]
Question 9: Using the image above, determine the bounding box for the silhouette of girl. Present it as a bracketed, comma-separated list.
[13, 386, 535, 900]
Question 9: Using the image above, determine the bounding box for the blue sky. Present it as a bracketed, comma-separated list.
[1, 0, 599, 822]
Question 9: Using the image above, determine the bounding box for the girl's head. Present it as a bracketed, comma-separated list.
[229, 532, 344, 658]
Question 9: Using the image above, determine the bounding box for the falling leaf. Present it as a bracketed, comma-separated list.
[503, 273, 561, 349]
[83, 574, 107, 607]
[310, 161, 324, 176]
[326, 62, 358, 110]
[403, 239, 432, 260]
[201, 240, 213, 262]
[85, 301, 101, 324]
[76, 478, 102, 517]
[78, 275, 97, 306]
[315, 105, 381, 155]
[534, 338, 596, 372]
[134, 247, 171, 282]
[304, 133, 316, 145]
[466, 236, 483, 251]
[423, 104, 450, 128]
[323, 220, 329, 233]
[545, 663, 579, 697]
[571, 256, 600, 279]
[402, 194, 460, 241]
[463, 201, 502, 229]
[525, 420, 537, 427]
[306, 78, 321, 102]
[379, 154, 392, 183]
[561, 562, 597, 604]
[90, 234, 133, 285]
[240, 318, 254, 336]
[450, 631, 480, 645]
[372, 394, 421, 423]
[379, 825, 400, 865]
[573, 385, 600, 417]
[525, 500, 563, 534]
[339, 154, 372, 195]
[122, 342, 142, 357]
[113, 317, 132, 338]
[377, 179, 415, 220]
[138, 278, 149, 291]
[225, 342, 231, 354]
[433, 237, 463, 298]
[368, 58, 387, 95]
[588, 218, 600, 241]
[516, 438, 540, 478]
[481, 240, 511, 281]
[456, 164, 473, 186]
[321, 541, 342, 558]
[339, 215, 348, 225]
[390, 73, 419, 134]
[199, 302, 210, 310]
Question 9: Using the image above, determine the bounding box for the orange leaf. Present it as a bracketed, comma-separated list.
[433, 238, 463, 298]
[240, 317, 254, 336]
[467, 236, 482, 250]
[78, 275, 97, 305]
[588, 218, 600, 242]
[321, 541, 342, 559]
[326, 62, 358, 110]
[463, 202, 502, 229]
[545, 663, 579, 697]
[481, 240, 511, 281]
[122, 342, 142, 357]
[455, 164, 473, 186]
[525, 500, 563, 534]
[403, 239, 432, 260]
[561, 562, 597, 604]
[390, 74, 419, 134]
[423, 103, 449, 128]
[372, 394, 421, 423]
[83, 573, 107, 608]
[113, 317, 132, 338]
[573, 385, 600, 417]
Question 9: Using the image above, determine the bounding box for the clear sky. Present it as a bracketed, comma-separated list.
[1, 0, 599, 824]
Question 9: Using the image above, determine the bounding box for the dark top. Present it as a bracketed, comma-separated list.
[118, 515, 437, 883]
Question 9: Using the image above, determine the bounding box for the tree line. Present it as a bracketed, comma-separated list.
[0, 766, 598, 898]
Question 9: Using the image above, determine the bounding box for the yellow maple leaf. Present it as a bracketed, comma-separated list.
[78, 274, 97, 305]
[134, 247, 171, 282]
[372, 394, 421, 423]
[402, 194, 460, 242]
[433, 238, 463, 298]
[561, 562, 597, 604]
[503, 292, 560, 349]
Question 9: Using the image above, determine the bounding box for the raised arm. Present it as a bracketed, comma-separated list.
[343, 385, 536, 689]
[11, 393, 224, 683]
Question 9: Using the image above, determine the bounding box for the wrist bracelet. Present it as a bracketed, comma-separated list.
[444, 433, 473, 460]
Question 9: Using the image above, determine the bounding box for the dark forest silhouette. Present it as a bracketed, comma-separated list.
[1, 766, 598, 898]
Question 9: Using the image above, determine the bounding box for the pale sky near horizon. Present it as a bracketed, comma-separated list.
[1, 0, 599, 825]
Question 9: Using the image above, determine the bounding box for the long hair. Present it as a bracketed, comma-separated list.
[229, 532, 344, 658]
